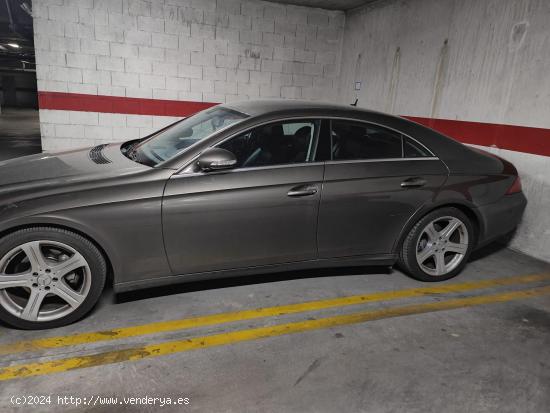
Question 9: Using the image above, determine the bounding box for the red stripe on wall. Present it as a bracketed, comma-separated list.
[38, 91, 218, 117]
[37, 91, 550, 157]
[405, 116, 550, 157]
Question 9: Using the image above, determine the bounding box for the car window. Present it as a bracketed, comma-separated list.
[331, 120, 404, 161]
[403, 136, 432, 157]
[218, 120, 320, 168]
[130, 107, 248, 166]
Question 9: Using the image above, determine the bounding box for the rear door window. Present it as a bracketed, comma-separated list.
[330, 120, 432, 161]
[403, 136, 432, 157]
[331, 120, 403, 161]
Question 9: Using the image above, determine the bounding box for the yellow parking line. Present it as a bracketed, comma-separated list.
[1, 272, 549, 356]
[1, 284, 549, 381]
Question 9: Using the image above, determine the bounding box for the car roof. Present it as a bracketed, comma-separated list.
[223, 99, 378, 117]
[170, 99, 503, 175]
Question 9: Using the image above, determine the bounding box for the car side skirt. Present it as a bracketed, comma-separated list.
[113, 254, 397, 293]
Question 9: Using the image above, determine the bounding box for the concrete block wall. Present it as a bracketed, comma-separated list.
[338, 0, 550, 262]
[33, 0, 345, 150]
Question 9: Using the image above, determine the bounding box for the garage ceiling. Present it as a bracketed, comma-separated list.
[0, 0, 35, 71]
[266, 0, 378, 11]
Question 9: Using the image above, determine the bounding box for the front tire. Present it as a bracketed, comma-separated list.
[0, 227, 106, 329]
[399, 208, 474, 282]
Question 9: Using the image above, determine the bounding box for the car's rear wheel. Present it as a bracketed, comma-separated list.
[0, 227, 106, 329]
[399, 207, 474, 281]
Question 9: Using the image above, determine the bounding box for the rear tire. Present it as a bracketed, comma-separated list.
[0, 227, 106, 329]
[399, 207, 474, 282]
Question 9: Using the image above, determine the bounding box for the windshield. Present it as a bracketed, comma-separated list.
[127, 107, 248, 166]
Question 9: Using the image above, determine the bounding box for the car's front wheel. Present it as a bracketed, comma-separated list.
[399, 207, 474, 281]
[0, 227, 106, 329]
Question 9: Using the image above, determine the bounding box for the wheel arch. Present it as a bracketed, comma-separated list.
[0, 221, 116, 287]
[393, 201, 484, 255]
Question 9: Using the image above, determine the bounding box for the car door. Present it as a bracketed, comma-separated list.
[162, 119, 324, 275]
[317, 119, 448, 258]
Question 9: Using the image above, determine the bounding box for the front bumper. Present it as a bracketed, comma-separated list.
[475, 192, 527, 247]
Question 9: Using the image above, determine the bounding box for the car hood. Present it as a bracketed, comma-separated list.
[0, 143, 150, 193]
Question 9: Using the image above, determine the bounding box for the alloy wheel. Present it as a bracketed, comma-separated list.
[0, 240, 91, 322]
[415, 216, 469, 276]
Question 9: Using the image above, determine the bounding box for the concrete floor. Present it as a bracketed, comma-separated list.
[0, 108, 42, 162]
[0, 246, 549, 412]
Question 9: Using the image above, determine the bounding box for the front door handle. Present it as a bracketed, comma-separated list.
[401, 177, 427, 188]
[288, 185, 318, 197]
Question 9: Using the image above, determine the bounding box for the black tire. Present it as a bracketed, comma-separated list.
[398, 207, 474, 282]
[0, 227, 106, 329]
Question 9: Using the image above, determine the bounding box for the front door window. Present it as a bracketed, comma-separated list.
[218, 120, 320, 168]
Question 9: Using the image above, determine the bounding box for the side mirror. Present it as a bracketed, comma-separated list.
[196, 148, 237, 172]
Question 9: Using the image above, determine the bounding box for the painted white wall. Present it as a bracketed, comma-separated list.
[338, 0, 550, 261]
[33, 0, 345, 150]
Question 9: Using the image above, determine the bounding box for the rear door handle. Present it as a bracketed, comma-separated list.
[401, 177, 427, 188]
[288, 185, 318, 197]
